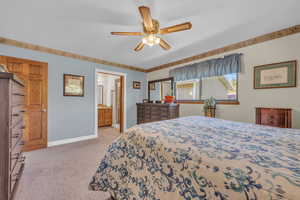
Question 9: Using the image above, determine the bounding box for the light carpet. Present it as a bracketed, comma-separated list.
[14, 127, 120, 200]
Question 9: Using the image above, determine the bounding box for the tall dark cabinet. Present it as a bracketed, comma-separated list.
[0, 72, 26, 200]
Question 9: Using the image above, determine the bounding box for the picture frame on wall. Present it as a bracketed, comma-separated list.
[254, 60, 297, 89]
[133, 81, 141, 89]
[63, 74, 85, 96]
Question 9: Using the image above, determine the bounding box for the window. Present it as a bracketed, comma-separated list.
[201, 73, 238, 100]
[175, 80, 200, 100]
[175, 73, 238, 101]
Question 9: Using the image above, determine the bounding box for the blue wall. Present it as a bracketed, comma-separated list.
[0, 44, 147, 142]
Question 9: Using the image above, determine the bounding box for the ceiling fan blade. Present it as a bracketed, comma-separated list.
[160, 22, 192, 34]
[111, 32, 143, 36]
[134, 42, 145, 51]
[159, 39, 171, 50]
[139, 6, 154, 33]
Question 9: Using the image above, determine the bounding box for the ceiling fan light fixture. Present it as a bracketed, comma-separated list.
[142, 34, 160, 46]
[111, 6, 192, 51]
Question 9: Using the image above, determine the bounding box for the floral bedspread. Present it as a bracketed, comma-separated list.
[89, 116, 300, 200]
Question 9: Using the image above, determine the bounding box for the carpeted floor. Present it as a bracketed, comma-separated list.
[14, 127, 120, 200]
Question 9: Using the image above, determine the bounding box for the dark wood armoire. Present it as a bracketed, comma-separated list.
[0, 72, 26, 200]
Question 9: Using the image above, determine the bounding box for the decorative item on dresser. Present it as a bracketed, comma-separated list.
[98, 105, 112, 127]
[0, 72, 26, 200]
[256, 107, 292, 128]
[136, 103, 179, 124]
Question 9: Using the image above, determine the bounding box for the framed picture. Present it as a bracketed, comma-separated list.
[254, 60, 297, 89]
[64, 74, 84, 96]
[149, 82, 156, 90]
[133, 81, 141, 89]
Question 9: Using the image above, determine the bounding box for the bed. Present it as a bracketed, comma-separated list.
[89, 116, 300, 200]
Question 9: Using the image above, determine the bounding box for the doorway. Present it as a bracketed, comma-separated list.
[96, 70, 125, 134]
[0, 55, 48, 151]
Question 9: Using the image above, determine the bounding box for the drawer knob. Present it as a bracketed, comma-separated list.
[12, 172, 22, 182]
[18, 156, 26, 162]
[12, 113, 19, 117]
[12, 177, 19, 182]
[13, 93, 25, 96]
[12, 133, 20, 139]
[12, 153, 20, 160]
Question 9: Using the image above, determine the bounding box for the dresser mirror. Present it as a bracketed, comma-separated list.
[148, 77, 174, 102]
[0, 64, 8, 72]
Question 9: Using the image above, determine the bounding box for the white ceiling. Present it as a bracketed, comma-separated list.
[1, 0, 300, 70]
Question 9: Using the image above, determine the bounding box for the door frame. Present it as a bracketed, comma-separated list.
[95, 68, 127, 135]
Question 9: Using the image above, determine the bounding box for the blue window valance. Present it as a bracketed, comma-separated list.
[169, 53, 242, 81]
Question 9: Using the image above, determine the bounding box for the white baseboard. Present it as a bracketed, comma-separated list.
[48, 134, 98, 147]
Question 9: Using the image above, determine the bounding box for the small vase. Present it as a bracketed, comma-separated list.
[164, 96, 174, 103]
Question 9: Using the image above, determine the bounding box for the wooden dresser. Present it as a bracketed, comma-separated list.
[256, 107, 292, 128]
[137, 103, 179, 124]
[98, 105, 112, 127]
[0, 72, 26, 200]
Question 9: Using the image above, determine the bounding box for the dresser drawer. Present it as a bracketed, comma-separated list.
[137, 111, 144, 117]
[12, 82, 25, 96]
[11, 123, 24, 149]
[11, 105, 25, 128]
[144, 110, 151, 115]
[160, 107, 169, 113]
[261, 111, 279, 126]
[10, 140, 24, 172]
[10, 157, 25, 193]
[12, 119, 25, 135]
[256, 108, 292, 128]
[144, 106, 151, 111]
[136, 103, 180, 124]
[11, 94, 25, 105]
[12, 104, 25, 115]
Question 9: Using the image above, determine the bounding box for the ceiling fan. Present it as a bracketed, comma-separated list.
[111, 6, 192, 51]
